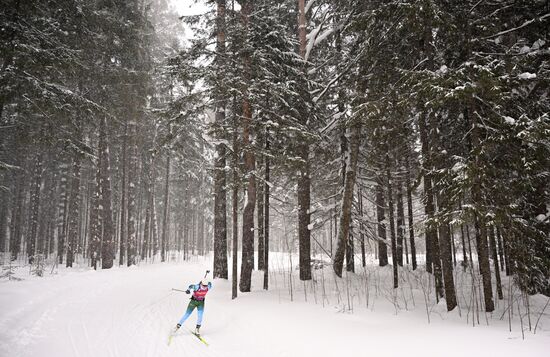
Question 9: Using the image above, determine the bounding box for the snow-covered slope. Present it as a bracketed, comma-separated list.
[1, 257, 548, 357]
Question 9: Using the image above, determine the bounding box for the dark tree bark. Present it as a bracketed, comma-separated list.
[39, 160, 57, 259]
[396, 176, 405, 267]
[376, 180, 388, 267]
[257, 159, 265, 270]
[198, 203, 205, 256]
[197, 165, 205, 256]
[297, 0, 312, 281]
[439, 223, 457, 310]
[263, 131, 270, 290]
[0, 189, 8, 253]
[359, 187, 366, 267]
[142, 153, 153, 261]
[27, 152, 43, 264]
[56, 159, 69, 264]
[89, 152, 101, 270]
[161, 152, 170, 263]
[474, 216, 495, 312]
[346, 230, 355, 273]
[496, 227, 505, 273]
[213, 0, 228, 280]
[451, 225, 457, 267]
[119, 122, 127, 266]
[232, 109, 239, 299]
[418, 112, 444, 298]
[126, 122, 138, 266]
[99, 118, 115, 269]
[66, 152, 82, 267]
[297, 148, 312, 280]
[10, 167, 26, 261]
[386, 156, 399, 288]
[332, 122, 361, 277]
[460, 224, 468, 269]
[151, 184, 159, 258]
[458, 200, 468, 270]
[488, 226, 503, 300]
[239, 0, 256, 292]
[468, 104, 495, 312]
[431, 118, 457, 310]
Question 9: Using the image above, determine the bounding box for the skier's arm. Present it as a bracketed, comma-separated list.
[185, 284, 198, 294]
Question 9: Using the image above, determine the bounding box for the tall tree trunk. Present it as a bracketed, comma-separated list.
[10, 167, 26, 261]
[418, 112, 444, 298]
[468, 104, 495, 312]
[213, 0, 228, 279]
[297, 0, 312, 281]
[151, 184, 159, 258]
[386, 156, 399, 288]
[27, 152, 43, 264]
[396, 176, 405, 267]
[376, 179, 388, 267]
[332, 122, 361, 277]
[239, 0, 256, 293]
[142, 154, 153, 262]
[56, 158, 69, 264]
[458, 200, 468, 270]
[39, 161, 57, 259]
[197, 165, 205, 256]
[232, 110, 239, 299]
[0, 188, 8, 253]
[126, 122, 138, 266]
[359, 187, 366, 267]
[263, 130, 270, 290]
[432, 117, 457, 310]
[66, 152, 82, 267]
[257, 159, 265, 270]
[100, 118, 115, 269]
[488, 226, 503, 300]
[161, 152, 170, 263]
[89, 157, 101, 270]
[474, 215, 495, 311]
[346, 231, 355, 272]
[436, 197, 457, 310]
[119, 122, 127, 266]
[496, 228, 506, 273]
[439, 222, 458, 310]
[198, 205, 205, 256]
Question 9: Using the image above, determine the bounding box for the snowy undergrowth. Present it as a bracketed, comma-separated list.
[0, 252, 549, 357]
[269, 252, 550, 337]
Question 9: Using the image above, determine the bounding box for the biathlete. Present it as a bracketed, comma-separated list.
[174, 280, 212, 335]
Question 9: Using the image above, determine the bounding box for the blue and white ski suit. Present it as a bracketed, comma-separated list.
[178, 282, 212, 326]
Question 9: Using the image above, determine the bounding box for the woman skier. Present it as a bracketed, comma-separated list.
[175, 280, 212, 335]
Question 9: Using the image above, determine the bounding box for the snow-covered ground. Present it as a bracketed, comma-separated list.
[1, 254, 549, 357]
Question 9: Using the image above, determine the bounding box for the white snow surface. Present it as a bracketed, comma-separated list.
[1, 256, 549, 357]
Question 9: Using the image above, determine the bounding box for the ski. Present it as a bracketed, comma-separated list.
[167, 328, 178, 346]
[187, 328, 209, 346]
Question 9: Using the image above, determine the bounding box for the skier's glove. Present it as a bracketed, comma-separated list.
[185, 289, 190, 294]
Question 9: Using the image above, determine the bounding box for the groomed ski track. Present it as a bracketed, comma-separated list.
[1, 258, 548, 357]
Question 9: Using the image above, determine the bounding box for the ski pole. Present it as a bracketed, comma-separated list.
[204, 270, 210, 279]
[172, 288, 188, 293]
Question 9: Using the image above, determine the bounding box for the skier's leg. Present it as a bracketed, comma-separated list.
[178, 301, 197, 326]
[196, 301, 205, 327]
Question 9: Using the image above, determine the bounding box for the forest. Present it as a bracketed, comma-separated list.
[1, 0, 549, 339]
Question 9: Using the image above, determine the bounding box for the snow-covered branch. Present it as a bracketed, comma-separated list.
[483, 13, 550, 40]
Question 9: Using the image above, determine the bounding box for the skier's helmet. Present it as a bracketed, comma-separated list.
[201, 279, 211, 287]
